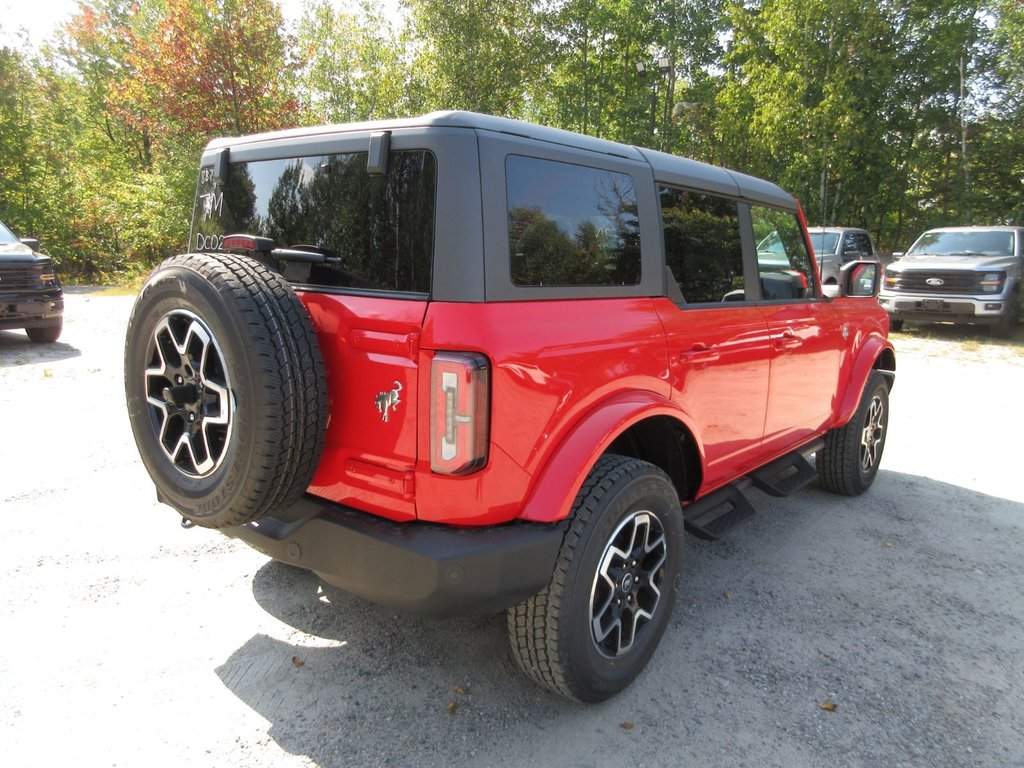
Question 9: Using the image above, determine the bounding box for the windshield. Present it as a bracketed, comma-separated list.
[809, 233, 839, 254]
[0, 221, 18, 243]
[907, 230, 1014, 257]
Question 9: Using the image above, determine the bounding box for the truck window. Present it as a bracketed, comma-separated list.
[751, 205, 817, 300]
[192, 150, 437, 294]
[506, 155, 641, 287]
[658, 186, 744, 303]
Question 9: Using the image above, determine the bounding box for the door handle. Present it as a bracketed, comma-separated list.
[683, 343, 720, 364]
[774, 330, 801, 350]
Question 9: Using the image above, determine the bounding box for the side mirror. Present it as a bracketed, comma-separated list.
[19, 237, 41, 251]
[824, 260, 881, 298]
[891, 251, 904, 260]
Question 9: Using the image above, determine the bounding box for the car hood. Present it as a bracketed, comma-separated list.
[0, 241, 48, 264]
[890, 252, 1019, 272]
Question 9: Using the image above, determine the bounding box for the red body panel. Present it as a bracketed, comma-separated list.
[299, 291, 890, 528]
[300, 293, 427, 522]
[657, 300, 772, 491]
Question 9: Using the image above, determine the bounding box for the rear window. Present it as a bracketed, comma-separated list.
[506, 155, 641, 287]
[192, 150, 437, 294]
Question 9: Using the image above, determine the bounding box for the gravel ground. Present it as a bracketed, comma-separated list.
[1, 290, 1022, 768]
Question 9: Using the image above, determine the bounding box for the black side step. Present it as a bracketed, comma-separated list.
[681, 440, 824, 540]
[749, 439, 823, 497]
[682, 481, 758, 540]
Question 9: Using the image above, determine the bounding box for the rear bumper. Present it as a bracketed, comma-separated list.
[0, 294, 63, 330]
[223, 496, 565, 618]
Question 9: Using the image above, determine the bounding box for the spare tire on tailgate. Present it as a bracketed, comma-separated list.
[124, 252, 327, 528]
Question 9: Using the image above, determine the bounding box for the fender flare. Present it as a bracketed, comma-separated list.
[835, 335, 896, 427]
[518, 390, 699, 524]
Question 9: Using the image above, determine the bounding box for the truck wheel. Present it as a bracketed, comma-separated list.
[991, 305, 1019, 338]
[124, 252, 327, 529]
[508, 455, 683, 702]
[888, 318, 904, 333]
[26, 319, 62, 343]
[817, 370, 889, 496]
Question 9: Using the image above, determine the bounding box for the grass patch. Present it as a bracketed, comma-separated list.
[892, 322, 1024, 356]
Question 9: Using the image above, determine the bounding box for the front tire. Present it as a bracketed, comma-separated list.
[817, 370, 889, 496]
[26, 319, 62, 343]
[508, 455, 684, 702]
[124, 252, 327, 528]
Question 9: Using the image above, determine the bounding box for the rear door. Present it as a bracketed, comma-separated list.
[656, 186, 772, 490]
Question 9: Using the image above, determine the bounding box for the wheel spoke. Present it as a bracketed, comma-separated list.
[589, 509, 668, 658]
[860, 395, 885, 472]
[142, 310, 233, 478]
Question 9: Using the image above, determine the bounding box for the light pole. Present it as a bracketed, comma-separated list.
[635, 57, 671, 143]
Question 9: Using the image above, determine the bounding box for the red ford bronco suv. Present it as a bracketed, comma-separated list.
[124, 112, 895, 702]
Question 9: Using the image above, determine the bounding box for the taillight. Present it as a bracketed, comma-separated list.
[430, 353, 489, 475]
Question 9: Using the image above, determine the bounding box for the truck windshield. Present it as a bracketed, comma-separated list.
[907, 230, 1014, 257]
[0, 221, 18, 243]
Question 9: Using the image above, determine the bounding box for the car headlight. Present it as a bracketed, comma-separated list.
[980, 272, 1005, 293]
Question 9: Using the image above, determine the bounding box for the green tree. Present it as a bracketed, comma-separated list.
[404, 0, 544, 115]
[296, 0, 406, 122]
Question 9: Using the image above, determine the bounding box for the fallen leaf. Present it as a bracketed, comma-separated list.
[723, 591, 731, 599]
[446, 702, 460, 715]
[884, 541, 894, 549]
[452, 684, 469, 695]
[291, 656, 305, 668]
[620, 722, 635, 730]
[819, 701, 837, 712]
[42, 369, 53, 379]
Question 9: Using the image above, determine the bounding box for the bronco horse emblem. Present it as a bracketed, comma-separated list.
[375, 380, 402, 422]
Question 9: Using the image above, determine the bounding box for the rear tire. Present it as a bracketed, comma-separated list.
[508, 455, 684, 702]
[817, 371, 889, 496]
[124, 252, 327, 528]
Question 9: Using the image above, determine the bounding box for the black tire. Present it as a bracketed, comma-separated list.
[817, 370, 889, 496]
[508, 455, 684, 702]
[124, 252, 327, 528]
[26, 319, 62, 343]
[888, 318, 904, 333]
[991, 303, 1019, 338]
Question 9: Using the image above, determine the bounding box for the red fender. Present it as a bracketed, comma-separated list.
[518, 390, 699, 524]
[835, 334, 896, 427]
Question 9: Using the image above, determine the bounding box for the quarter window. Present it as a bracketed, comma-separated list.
[658, 186, 744, 303]
[506, 155, 641, 287]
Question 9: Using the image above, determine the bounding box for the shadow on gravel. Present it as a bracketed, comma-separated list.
[216, 471, 1024, 768]
[0, 330, 81, 365]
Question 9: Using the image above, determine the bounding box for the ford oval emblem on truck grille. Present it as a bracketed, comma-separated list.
[926, 277, 945, 286]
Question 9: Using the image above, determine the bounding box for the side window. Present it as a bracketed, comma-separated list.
[506, 155, 641, 287]
[658, 186, 744, 303]
[843, 232, 872, 257]
[750, 205, 817, 301]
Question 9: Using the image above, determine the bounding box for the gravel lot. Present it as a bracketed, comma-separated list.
[1, 290, 1023, 767]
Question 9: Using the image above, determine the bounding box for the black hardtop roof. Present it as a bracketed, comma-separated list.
[204, 111, 795, 210]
